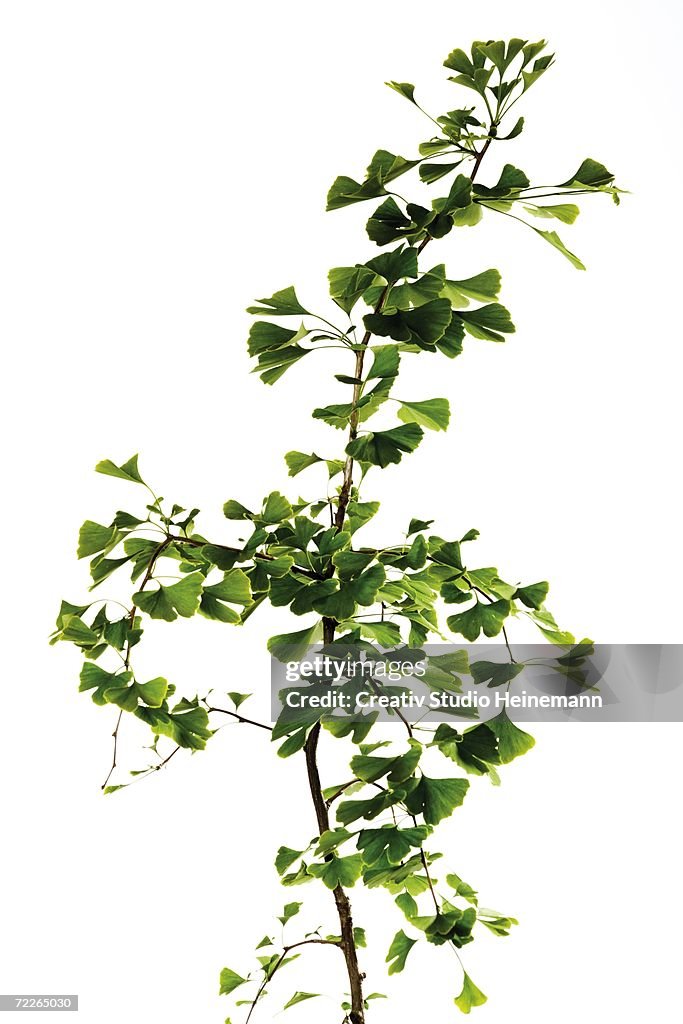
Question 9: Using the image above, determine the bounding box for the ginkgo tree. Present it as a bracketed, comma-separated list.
[53, 39, 620, 1023]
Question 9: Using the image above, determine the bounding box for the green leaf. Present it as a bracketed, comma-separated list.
[525, 203, 580, 225]
[260, 491, 293, 524]
[277, 730, 309, 758]
[285, 451, 323, 477]
[443, 48, 475, 76]
[79, 663, 129, 706]
[95, 454, 145, 485]
[277, 901, 302, 925]
[204, 569, 252, 605]
[283, 993, 320, 1011]
[485, 711, 535, 762]
[447, 599, 511, 641]
[367, 345, 400, 380]
[275, 847, 304, 876]
[437, 173, 473, 215]
[316, 828, 353, 857]
[407, 518, 434, 536]
[531, 227, 585, 270]
[326, 174, 386, 212]
[500, 116, 525, 140]
[318, 563, 385, 619]
[458, 304, 515, 342]
[560, 158, 614, 188]
[358, 826, 429, 865]
[386, 930, 417, 974]
[446, 872, 478, 906]
[77, 521, 116, 559]
[366, 197, 413, 245]
[346, 424, 424, 468]
[363, 299, 452, 348]
[366, 245, 418, 284]
[515, 580, 549, 609]
[478, 39, 506, 71]
[247, 286, 309, 316]
[478, 908, 518, 936]
[452, 203, 483, 227]
[309, 853, 363, 889]
[366, 149, 421, 186]
[455, 972, 487, 1014]
[328, 265, 376, 314]
[436, 313, 465, 358]
[223, 499, 253, 520]
[134, 572, 203, 621]
[267, 623, 321, 661]
[385, 80, 416, 104]
[136, 701, 212, 750]
[521, 40, 548, 66]
[420, 161, 462, 184]
[398, 398, 450, 432]
[100, 683, 136, 711]
[521, 53, 555, 92]
[467, 567, 516, 600]
[135, 676, 169, 708]
[488, 164, 530, 195]
[247, 320, 305, 356]
[359, 620, 402, 646]
[254, 344, 309, 385]
[470, 661, 525, 688]
[219, 968, 247, 996]
[351, 744, 421, 785]
[405, 775, 469, 825]
[442, 268, 501, 306]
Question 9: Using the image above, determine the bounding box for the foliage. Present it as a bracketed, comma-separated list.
[54, 38, 619, 1023]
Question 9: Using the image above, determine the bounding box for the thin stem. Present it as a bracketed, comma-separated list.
[205, 704, 273, 732]
[244, 937, 341, 1024]
[334, 124, 496, 536]
[101, 710, 123, 790]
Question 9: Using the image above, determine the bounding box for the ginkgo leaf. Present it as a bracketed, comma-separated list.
[560, 157, 614, 188]
[283, 992, 320, 1010]
[398, 398, 451, 431]
[219, 968, 247, 996]
[385, 80, 417, 104]
[346, 424, 424, 468]
[95, 454, 145, 485]
[285, 451, 323, 477]
[532, 227, 586, 269]
[524, 203, 580, 224]
[441, 268, 501, 306]
[247, 286, 310, 316]
[447, 599, 511, 641]
[404, 775, 470, 824]
[455, 971, 487, 1013]
[458, 304, 515, 342]
[386, 930, 417, 974]
[328, 265, 376, 314]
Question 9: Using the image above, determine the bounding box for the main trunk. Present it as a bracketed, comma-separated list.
[303, 617, 365, 1024]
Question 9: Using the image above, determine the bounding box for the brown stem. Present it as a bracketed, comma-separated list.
[296, 129, 499, 1021]
[101, 710, 123, 790]
[334, 132, 495, 535]
[244, 937, 340, 1024]
[303, 618, 365, 1023]
[205, 705, 273, 732]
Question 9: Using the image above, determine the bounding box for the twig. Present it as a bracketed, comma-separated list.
[244, 936, 340, 1024]
[205, 705, 273, 732]
[101, 710, 123, 790]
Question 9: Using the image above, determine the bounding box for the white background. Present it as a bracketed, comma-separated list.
[1, 1, 681, 1022]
